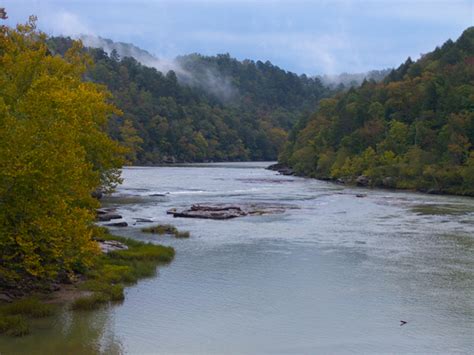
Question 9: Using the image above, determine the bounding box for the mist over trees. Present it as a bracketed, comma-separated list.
[281, 27, 474, 196]
[48, 36, 334, 164]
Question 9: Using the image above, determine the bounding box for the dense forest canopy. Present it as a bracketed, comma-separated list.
[48, 37, 334, 164]
[281, 27, 474, 196]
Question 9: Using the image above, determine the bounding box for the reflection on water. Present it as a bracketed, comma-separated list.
[0, 305, 123, 354]
[1, 162, 473, 354]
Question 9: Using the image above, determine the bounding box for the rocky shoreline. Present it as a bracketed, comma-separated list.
[267, 163, 466, 196]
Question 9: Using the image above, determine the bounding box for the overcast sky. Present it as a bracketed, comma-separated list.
[3, 0, 473, 75]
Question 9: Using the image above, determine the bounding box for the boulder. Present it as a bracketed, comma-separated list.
[105, 221, 128, 227]
[97, 213, 122, 222]
[0, 293, 13, 303]
[356, 175, 370, 187]
[266, 163, 294, 176]
[266, 163, 286, 171]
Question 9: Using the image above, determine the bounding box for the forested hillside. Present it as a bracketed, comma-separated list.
[48, 37, 332, 164]
[281, 27, 474, 196]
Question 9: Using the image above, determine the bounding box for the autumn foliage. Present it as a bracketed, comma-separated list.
[0, 18, 124, 286]
[281, 27, 474, 196]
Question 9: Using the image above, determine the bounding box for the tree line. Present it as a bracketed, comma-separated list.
[48, 37, 334, 164]
[280, 27, 474, 196]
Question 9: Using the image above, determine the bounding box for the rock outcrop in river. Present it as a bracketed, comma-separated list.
[167, 203, 291, 220]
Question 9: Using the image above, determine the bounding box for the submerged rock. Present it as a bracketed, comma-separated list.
[134, 218, 154, 223]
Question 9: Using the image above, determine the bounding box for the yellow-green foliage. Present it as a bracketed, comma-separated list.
[281, 27, 474, 195]
[141, 224, 178, 235]
[73, 232, 175, 311]
[141, 224, 191, 239]
[0, 18, 125, 284]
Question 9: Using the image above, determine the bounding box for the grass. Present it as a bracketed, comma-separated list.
[141, 224, 178, 235]
[0, 297, 56, 337]
[72, 229, 175, 312]
[141, 223, 191, 239]
[175, 231, 190, 238]
[411, 204, 472, 216]
[0, 315, 30, 337]
[0, 228, 175, 337]
[71, 293, 110, 311]
[0, 297, 55, 318]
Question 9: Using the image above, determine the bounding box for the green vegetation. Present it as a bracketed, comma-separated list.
[141, 224, 190, 238]
[0, 315, 30, 337]
[47, 37, 333, 164]
[0, 230, 175, 335]
[0, 18, 125, 289]
[281, 27, 474, 196]
[175, 231, 191, 239]
[0, 297, 55, 318]
[73, 229, 175, 311]
[0, 298, 56, 337]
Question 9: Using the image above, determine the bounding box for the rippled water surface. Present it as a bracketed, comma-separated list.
[2, 162, 473, 354]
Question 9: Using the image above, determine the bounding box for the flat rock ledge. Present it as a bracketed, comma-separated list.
[96, 207, 122, 222]
[97, 239, 129, 253]
[167, 203, 292, 220]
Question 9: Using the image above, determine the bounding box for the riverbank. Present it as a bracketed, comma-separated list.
[0, 229, 174, 337]
[268, 163, 474, 197]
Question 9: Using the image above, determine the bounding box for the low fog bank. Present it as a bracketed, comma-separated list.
[80, 35, 238, 101]
[318, 69, 392, 88]
[80, 35, 391, 97]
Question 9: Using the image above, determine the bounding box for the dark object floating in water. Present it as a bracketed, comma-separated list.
[400, 320, 407, 326]
[356, 194, 367, 198]
[167, 203, 293, 220]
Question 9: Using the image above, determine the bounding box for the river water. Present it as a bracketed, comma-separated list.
[1, 162, 473, 354]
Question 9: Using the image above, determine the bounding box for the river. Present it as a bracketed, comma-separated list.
[1, 162, 473, 354]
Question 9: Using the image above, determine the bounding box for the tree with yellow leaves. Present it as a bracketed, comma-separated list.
[0, 17, 125, 287]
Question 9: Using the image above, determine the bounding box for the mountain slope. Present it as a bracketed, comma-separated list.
[280, 27, 474, 196]
[48, 37, 333, 163]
